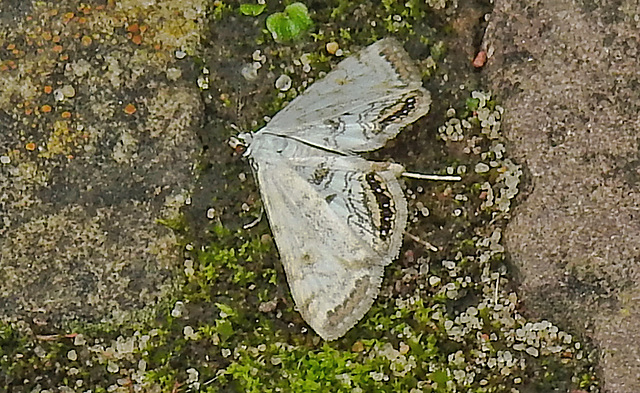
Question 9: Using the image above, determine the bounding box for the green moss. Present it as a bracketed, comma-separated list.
[157, 214, 188, 232]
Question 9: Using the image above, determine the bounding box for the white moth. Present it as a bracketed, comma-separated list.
[239, 38, 455, 340]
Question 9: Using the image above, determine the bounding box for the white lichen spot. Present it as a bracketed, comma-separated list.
[300, 53, 313, 72]
[166, 67, 182, 81]
[74, 334, 86, 346]
[183, 325, 198, 340]
[171, 301, 186, 318]
[187, 367, 200, 389]
[369, 371, 385, 381]
[241, 63, 260, 81]
[275, 74, 292, 91]
[67, 349, 78, 361]
[107, 362, 119, 373]
[197, 74, 210, 89]
[112, 131, 138, 163]
[438, 117, 465, 142]
[62, 84, 76, 98]
[525, 347, 539, 357]
[475, 162, 490, 173]
[184, 259, 195, 276]
[426, 0, 448, 9]
[34, 346, 46, 358]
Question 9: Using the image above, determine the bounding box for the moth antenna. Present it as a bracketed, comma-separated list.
[402, 172, 461, 181]
[404, 232, 438, 252]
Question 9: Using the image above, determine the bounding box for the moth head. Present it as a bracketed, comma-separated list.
[229, 132, 253, 156]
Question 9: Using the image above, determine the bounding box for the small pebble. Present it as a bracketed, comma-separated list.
[326, 41, 339, 55]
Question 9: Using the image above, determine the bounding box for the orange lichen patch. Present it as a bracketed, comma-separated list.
[131, 35, 142, 45]
[52, 35, 61, 43]
[81, 35, 92, 46]
[63, 12, 75, 22]
[44, 85, 53, 94]
[59, 54, 69, 61]
[77, 17, 87, 24]
[41, 104, 52, 113]
[52, 45, 63, 53]
[25, 142, 37, 151]
[6, 43, 15, 50]
[127, 23, 140, 33]
[42, 31, 52, 41]
[61, 111, 72, 119]
[124, 103, 137, 114]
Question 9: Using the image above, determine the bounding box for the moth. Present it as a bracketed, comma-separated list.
[238, 38, 457, 340]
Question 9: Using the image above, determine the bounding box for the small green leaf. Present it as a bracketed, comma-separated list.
[430, 369, 449, 385]
[466, 97, 480, 111]
[266, 2, 313, 42]
[283, 3, 313, 30]
[215, 319, 235, 341]
[239, 3, 266, 16]
[215, 302, 236, 317]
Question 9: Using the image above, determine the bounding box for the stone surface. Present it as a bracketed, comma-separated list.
[484, 1, 640, 392]
[0, 1, 205, 327]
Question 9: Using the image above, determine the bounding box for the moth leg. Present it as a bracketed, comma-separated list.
[404, 231, 438, 252]
[243, 207, 264, 230]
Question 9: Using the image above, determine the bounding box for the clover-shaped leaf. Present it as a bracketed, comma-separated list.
[266, 2, 313, 42]
[239, 3, 266, 16]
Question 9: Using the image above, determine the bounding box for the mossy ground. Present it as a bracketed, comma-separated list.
[1, 1, 600, 392]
